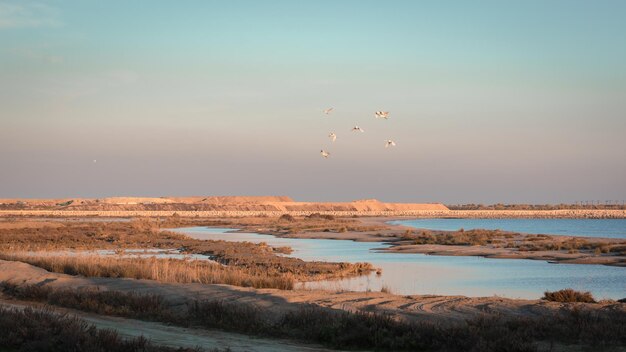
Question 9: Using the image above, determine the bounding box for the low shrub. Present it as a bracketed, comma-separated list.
[0, 305, 202, 352]
[3, 283, 625, 351]
[543, 289, 596, 303]
[278, 214, 294, 222]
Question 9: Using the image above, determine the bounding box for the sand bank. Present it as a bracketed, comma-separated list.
[2, 259, 622, 325]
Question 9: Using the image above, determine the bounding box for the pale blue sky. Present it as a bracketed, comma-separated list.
[1, 0, 625, 203]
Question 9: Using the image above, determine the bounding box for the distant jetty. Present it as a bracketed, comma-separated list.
[0, 196, 624, 218]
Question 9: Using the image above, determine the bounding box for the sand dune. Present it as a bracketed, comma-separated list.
[0, 196, 449, 214]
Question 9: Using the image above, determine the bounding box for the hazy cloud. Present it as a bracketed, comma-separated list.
[0, 1, 61, 28]
[10, 46, 64, 64]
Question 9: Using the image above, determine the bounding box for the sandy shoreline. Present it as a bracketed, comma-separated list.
[2, 214, 624, 267]
[2, 259, 622, 325]
[260, 216, 626, 267]
[1, 216, 624, 350]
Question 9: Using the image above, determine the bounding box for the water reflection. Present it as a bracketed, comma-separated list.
[174, 227, 626, 299]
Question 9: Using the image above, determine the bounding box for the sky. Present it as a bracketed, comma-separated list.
[1, 0, 625, 204]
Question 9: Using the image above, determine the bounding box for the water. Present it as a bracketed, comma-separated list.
[389, 218, 626, 239]
[19, 248, 218, 263]
[175, 227, 626, 300]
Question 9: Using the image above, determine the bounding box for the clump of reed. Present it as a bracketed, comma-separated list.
[409, 229, 511, 246]
[0, 219, 189, 252]
[543, 289, 597, 303]
[0, 219, 374, 283]
[0, 253, 295, 290]
[405, 228, 626, 256]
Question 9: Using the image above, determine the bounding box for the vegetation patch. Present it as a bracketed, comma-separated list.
[543, 289, 596, 303]
[0, 219, 373, 287]
[3, 283, 625, 351]
[0, 254, 296, 290]
[0, 305, 204, 352]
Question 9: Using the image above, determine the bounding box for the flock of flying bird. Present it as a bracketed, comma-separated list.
[320, 108, 396, 159]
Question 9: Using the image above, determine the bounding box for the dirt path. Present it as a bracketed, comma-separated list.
[0, 299, 334, 352]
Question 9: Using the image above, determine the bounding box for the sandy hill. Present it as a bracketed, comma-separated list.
[0, 196, 447, 212]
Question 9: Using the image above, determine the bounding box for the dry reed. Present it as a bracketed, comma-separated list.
[0, 253, 294, 289]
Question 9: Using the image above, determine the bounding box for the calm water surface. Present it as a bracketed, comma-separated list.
[389, 219, 626, 239]
[175, 227, 626, 300]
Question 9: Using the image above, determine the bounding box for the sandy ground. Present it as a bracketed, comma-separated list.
[0, 300, 333, 352]
[2, 260, 622, 326]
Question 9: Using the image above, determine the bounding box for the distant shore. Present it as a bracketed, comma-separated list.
[1, 209, 625, 218]
[253, 216, 626, 267]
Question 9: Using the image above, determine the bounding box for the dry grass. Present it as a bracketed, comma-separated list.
[201, 216, 386, 235]
[404, 228, 626, 255]
[0, 282, 177, 322]
[0, 219, 186, 251]
[543, 289, 597, 303]
[0, 305, 206, 352]
[408, 229, 513, 246]
[0, 219, 374, 285]
[3, 283, 625, 351]
[0, 253, 296, 290]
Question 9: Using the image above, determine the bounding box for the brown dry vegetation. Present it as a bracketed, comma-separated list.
[0, 219, 373, 289]
[543, 289, 597, 303]
[0, 253, 297, 289]
[3, 283, 625, 351]
[1, 282, 175, 322]
[0, 305, 206, 352]
[0, 219, 186, 251]
[157, 214, 385, 235]
[401, 228, 626, 256]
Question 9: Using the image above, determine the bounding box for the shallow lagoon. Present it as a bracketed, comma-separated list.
[175, 227, 626, 300]
[390, 218, 626, 239]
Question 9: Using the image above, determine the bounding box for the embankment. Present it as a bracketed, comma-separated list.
[0, 209, 624, 218]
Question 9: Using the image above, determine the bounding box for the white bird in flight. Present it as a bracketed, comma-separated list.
[328, 132, 337, 142]
[320, 150, 330, 158]
[323, 107, 334, 115]
[352, 126, 364, 133]
[375, 111, 390, 119]
[385, 140, 396, 148]
[93, 159, 97, 163]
